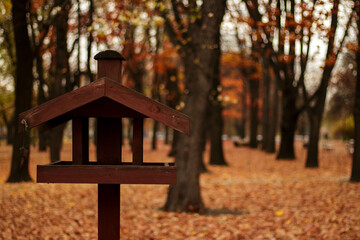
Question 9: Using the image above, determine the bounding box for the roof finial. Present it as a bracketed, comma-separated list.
[94, 50, 126, 60]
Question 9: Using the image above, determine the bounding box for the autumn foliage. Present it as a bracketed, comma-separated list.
[1, 140, 360, 239]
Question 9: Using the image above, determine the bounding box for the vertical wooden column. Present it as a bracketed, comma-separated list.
[72, 117, 89, 164]
[98, 184, 120, 240]
[132, 118, 143, 165]
[95, 50, 125, 240]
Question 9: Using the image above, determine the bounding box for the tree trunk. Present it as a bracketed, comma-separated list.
[6, 114, 15, 145]
[164, 64, 207, 212]
[86, 0, 94, 83]
[208, 34, 226, 165]
[50, 124, 65, 162]
[164, 126, 169, 145]
[36, 54, 48, 151]
[49, 0, 70, 162]
[166, 68, 181, 153]
[200, 125, 208, 173]
[351, 2, 360, 181]
[38, 125, 48, 151]
[261, 59, 270, 150]
[208, 103, 227, 165]
[305, 84, 328, 168]
[7, 0, 33, 182]
[304, 0, 339, 167]
[168, 130, 178, 157]
[249, 79, 259, 148]
[237, 79, 248, 140]
[151, 120, 158, 150]
[164, 0, 225, 212]
[277, 87, 298, 159]
[266, 76, 278, 153]
[305, 110, 321, 168]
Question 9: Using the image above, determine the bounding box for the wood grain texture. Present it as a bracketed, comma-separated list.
[98, 184, 120, 240]
[18, 79, 105, 131]
[104, 77, 190, 135]
[37, 162, 176, 184]
[19, 77, 190, 135]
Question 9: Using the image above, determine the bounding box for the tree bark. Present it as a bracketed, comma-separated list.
[305, 81, 330, 168]
[199, 124, 208, 173]
[86, 0, 94, 83]
[350, 0, 360, 181]
[277, 87, 298, 159]
[306, 110, 321, 168]
[50, 124, 65, 162]
[261, 59, 270, 151]
[350, 51, 360, 181]
[166, 68, 181, 155]
[208, 37, 226, 165]
[266, 75, 278, 153]
[164, 62, 207, 212]
[249, 79, 259, 148]
[164, 0, 226, 212]
[164, 126, 169, 145]
[304, 0, 339, 168]
[168, 130, 179, 157]
[208, 103, 226, 165]
[7, 0, 33, 182]
[237, 79, 248, 140]
[6, 114, 15, 145]
[49, 0, 70, 162]
[151, 120, 158, 150]
[36, 54, 48, 151]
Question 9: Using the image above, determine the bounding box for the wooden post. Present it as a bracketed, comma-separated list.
[95, 50, 125, 240]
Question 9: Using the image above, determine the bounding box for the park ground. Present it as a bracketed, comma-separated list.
[0, 140, 360, 239]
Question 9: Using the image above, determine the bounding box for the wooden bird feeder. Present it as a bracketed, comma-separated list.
[19, 50, 190, 240]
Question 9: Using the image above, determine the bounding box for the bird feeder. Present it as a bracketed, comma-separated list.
[18, 50, 190, 240]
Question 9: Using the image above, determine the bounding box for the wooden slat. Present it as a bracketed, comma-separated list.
[72, 118, 89, 164]
[18, 79, 106, 132]
[132, 118, 143, 165]
[103, 78, 190, 135]
[36, 163, 177, 184]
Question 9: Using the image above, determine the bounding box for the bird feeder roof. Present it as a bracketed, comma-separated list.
[19, 77, 190, 135]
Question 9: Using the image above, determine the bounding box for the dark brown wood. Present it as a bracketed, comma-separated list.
[95, 51, 124, 240]
[19, 77, 190, 135]
[72, 118, 89, 164]
[66, 98, 146, 119]
[97, 60, 122, 83]
[18, 79, 105, 131]
[132, 118, 143, 165]
[97, 117, 122, 164]
[105, 78, 190, 135]
[98, 184, 120, 240]
[37, 162, 177, 184]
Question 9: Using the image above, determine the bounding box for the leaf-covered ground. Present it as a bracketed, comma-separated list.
[1, 140, 359, 239]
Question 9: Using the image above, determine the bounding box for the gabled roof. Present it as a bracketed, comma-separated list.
[19, 77, 190, 135]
